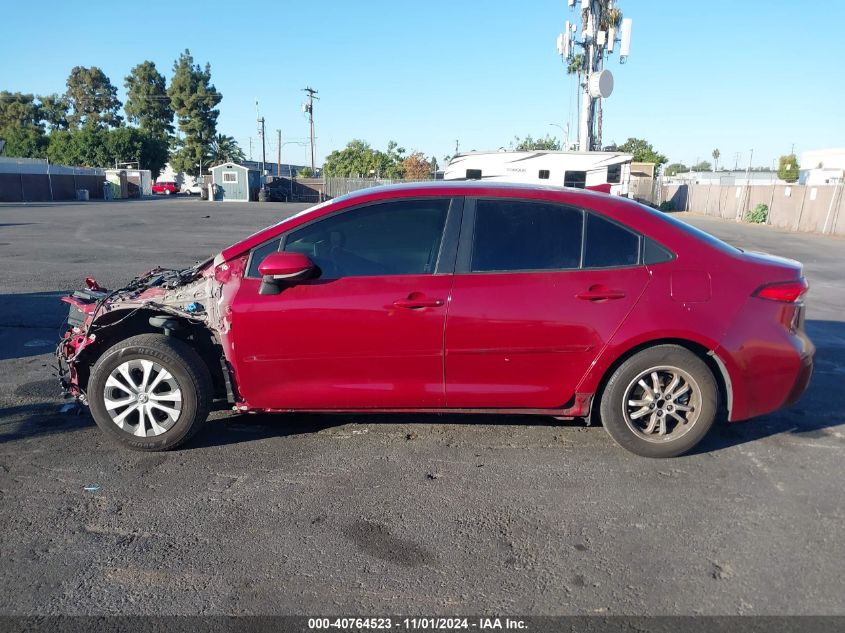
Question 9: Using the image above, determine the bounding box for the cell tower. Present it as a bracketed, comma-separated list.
[556, 0, 632, 152]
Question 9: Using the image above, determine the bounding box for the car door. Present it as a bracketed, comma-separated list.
[444, 197, 650, 409]
[229, 197, 461, 410]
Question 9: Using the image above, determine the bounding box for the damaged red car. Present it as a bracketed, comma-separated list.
[57, 182, 814, 457]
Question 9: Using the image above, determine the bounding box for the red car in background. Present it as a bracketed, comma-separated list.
[57, 182, 814, 457]
[151, 181, 178, 195]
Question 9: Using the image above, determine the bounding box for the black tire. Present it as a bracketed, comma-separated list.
[598, 345, 718, 458]
[88, 334, 212, 451]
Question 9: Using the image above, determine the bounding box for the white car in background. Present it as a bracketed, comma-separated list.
[181, 182, 204, 196]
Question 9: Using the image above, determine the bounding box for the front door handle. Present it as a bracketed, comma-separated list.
[576, 285, 626, 301]
[393, 294, 444, 309]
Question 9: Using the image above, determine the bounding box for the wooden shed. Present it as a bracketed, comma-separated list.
[210, 162, 261, 201]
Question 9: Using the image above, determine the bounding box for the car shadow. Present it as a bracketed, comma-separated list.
[184, 411, 587, 450]
[0, 291, 67, 361]
[689, 318, 845, 454]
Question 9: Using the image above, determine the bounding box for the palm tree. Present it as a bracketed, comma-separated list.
[208, 134, 246, 166]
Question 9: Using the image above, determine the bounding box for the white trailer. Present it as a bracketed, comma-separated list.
[444, 150, 633, 196]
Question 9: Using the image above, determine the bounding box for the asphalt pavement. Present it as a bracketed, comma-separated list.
[0, 197, 843, 616]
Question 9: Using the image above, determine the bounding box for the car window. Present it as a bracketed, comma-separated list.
[281, 199, 450, 278]
[583, 212, 641, 268]
[247, 237, 282, 277]
[471, 199, 583, 272]
[643, 237, 674, 264]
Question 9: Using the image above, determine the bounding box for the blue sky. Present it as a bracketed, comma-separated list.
[2, 0, 843, 168]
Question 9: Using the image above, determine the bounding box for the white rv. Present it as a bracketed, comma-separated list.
[444, 150, 633, 196]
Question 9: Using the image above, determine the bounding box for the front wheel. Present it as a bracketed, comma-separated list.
[599, 345, 718, 458]
[88, 334, 212, 451]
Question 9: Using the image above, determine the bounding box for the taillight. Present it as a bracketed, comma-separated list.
[753, 278, 809, 302]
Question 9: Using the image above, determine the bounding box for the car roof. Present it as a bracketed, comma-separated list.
[327, 180, 628, 209]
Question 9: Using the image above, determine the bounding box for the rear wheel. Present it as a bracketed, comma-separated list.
[88, 334, 211, 451]
[599, 345, 718, 457]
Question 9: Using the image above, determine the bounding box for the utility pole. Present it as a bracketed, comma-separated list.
[277, 129, 282, 180]
[558, 1, 631, 152]
[257, 106, 266, 185]
[302, 87, 318, 173]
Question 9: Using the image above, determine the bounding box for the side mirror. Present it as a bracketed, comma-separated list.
[258, 252, 316, 295]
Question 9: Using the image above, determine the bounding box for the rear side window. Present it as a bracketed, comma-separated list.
[644, 237, 674, 264]
[282, 199, 450, 278]
[607, 164, 621, 184]
[472, 200, 583, 272]
[583, 213, 641, 268]
[466, 169, 482, 179]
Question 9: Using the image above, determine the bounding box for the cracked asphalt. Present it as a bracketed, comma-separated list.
[0, 198, 843, 615]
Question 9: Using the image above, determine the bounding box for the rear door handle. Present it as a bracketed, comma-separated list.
[576, 286, 626, 301]
[393, 296, 444, 309]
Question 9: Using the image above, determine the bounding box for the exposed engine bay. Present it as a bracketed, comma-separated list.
[56, 257, 237, 406]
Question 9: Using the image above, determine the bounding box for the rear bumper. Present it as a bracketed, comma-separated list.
[721, 327, 815, 422]
[783, 341, 814, 407]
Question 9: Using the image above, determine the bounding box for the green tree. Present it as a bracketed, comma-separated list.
[207, 134, 245, 166]
[513, 134, 561, 151]
[168, 49, 222, 176]
[777, 154, 799, 183]
[617, 137, 668, 167]
[65, 66, 123, 128]
[323, 139, 406, 178]
[0, 92, 43, 132]
[46, 127, 169, 178]
[0, 92, 48, 157]
[692, 160, 712, 171]
[297, 166, 314, 178]
[711, 148, 720, 171]
[1, 126, 49, 158]
[124, 61, 174, 139]
[104, 127, 170, 179]
[664, 162, 688, 177]
[38, 94, 69, 131]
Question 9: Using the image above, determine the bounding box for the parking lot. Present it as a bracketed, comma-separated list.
[0, 196, 843, 616]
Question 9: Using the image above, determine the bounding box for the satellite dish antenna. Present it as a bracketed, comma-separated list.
[588, 69, 614, 98]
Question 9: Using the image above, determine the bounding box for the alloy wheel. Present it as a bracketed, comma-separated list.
[103, 359, 183, 437]
[621, 365, 701, 443]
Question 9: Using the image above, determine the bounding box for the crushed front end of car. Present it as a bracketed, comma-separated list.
[56, 258, 238, 408]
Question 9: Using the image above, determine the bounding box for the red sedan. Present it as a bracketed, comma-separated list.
[57, 182, 814, 457]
